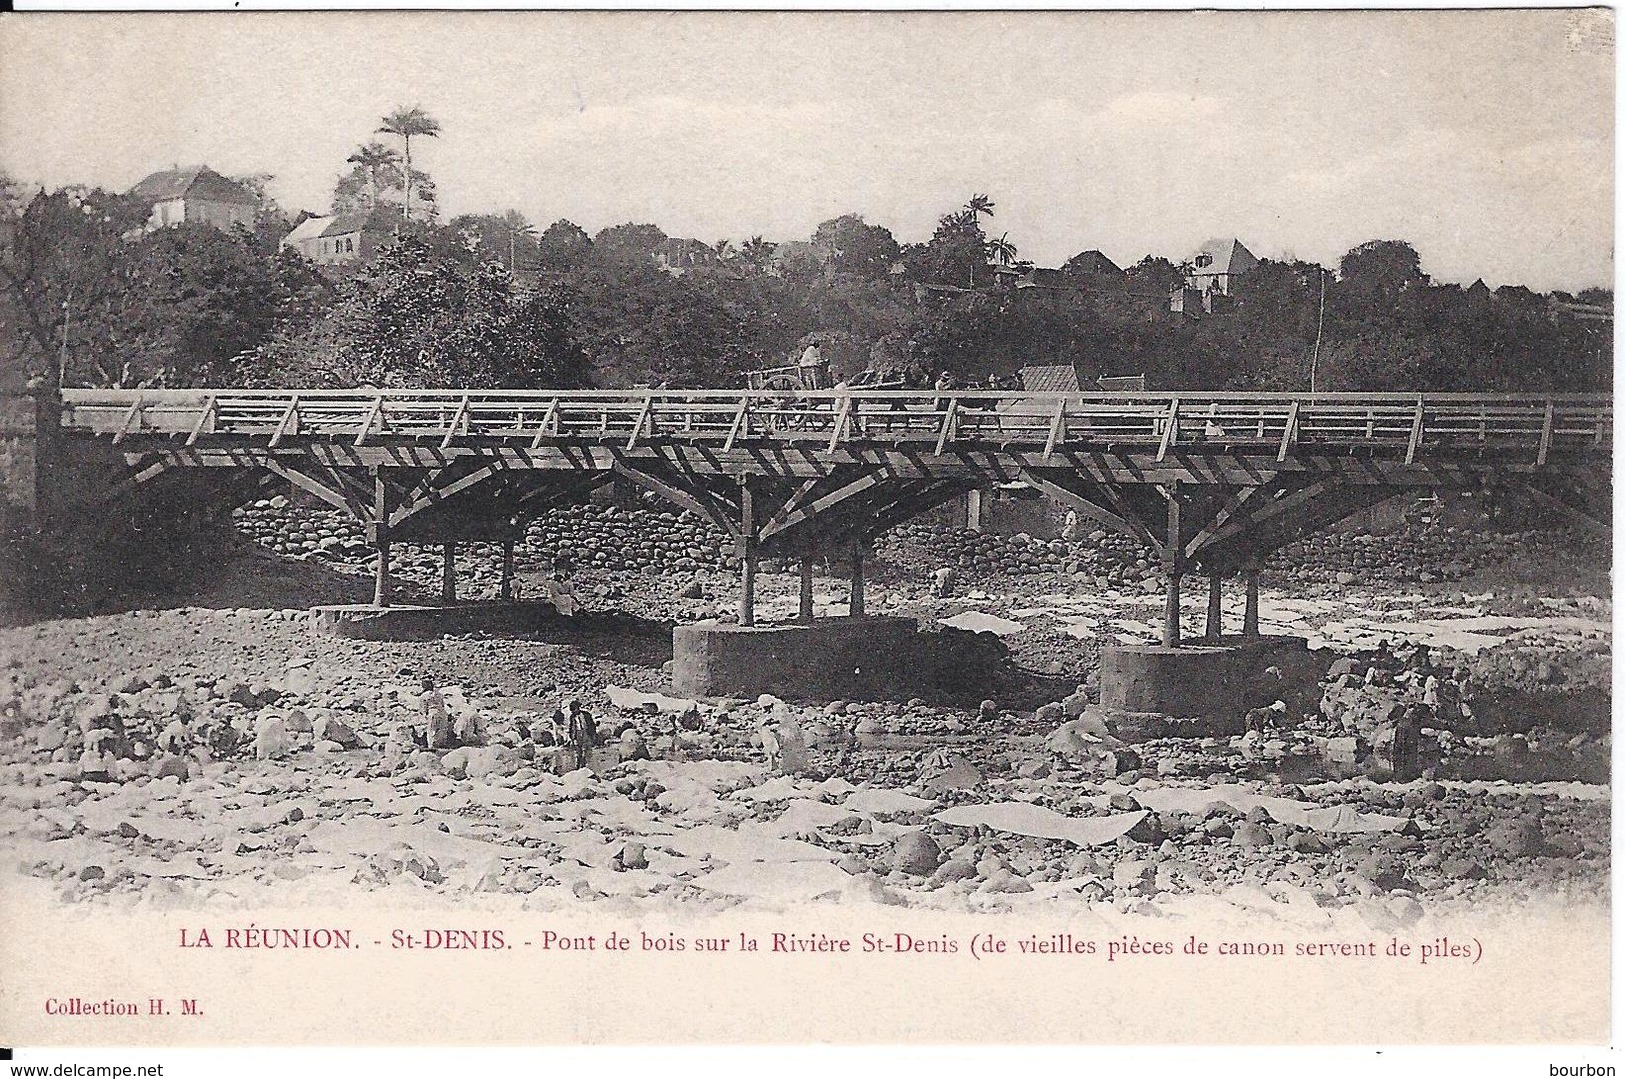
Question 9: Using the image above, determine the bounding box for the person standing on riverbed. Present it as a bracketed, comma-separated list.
[1391, 703, 1426, 782]
[547, 555, 580, 617]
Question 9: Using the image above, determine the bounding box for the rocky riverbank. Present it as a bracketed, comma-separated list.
[0, 594, 1608, 913]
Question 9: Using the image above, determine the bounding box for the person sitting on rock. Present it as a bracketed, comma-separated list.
[420, 677, 455, 750]
[619, 725, 651, 762]
[1421, 671, 1441, 712]
[1449, 665, 1476, 727]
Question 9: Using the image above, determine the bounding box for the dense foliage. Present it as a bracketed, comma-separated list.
[0, 171, 1611, 394]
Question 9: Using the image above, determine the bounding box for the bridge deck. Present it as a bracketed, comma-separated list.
[58, 388, 1613, 463]
[45, 387, 1611, 643]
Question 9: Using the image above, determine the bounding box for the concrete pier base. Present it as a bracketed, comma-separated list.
[673, 616, 916, 698]
[672, 616, 1004, 700]
[1099, 635, 1317, 723]
[310, 601, 562, 641]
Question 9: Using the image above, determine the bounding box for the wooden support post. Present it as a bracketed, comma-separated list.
[372, 470, 392, 608]
[1163, 572, 1181, 648]
[850, 535, 865, 618]
[500, 536, 515, 601]
[799, 552, 815, 623]
[441, 540, 457, 605]
[1205, 574, 1222, 641]
[966, 488, 983, 531]
[739, 477, 755, 627]
[1162, 483, 1181, 647]
[1243, 566, 1261, 638]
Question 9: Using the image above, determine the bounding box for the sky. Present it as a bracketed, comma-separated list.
[0, 9, 1614, 291]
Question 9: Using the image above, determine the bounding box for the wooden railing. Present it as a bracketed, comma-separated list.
[58, 388, 1613, 461]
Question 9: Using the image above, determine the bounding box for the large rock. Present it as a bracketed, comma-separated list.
[1112, 859, 1156, 896]
[463, 746, 520, 781]
[254, 714, 290, 761]
[1485, 818, 1545, 859]
[315, 715, 361, 749]
[891, 831, 943, 876]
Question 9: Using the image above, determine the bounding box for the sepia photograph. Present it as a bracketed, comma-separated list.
[0, 6, 1614, 1063]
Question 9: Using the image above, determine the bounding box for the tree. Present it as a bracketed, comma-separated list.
[964, 193, 996, 222]
[1337, 239, 1427, 312]
[275, 238, 584, 388]
[810, 214, 901, 279]
[911, 201, 989, 288]
[987, 232, 1018, 265]
[536, 219, 593, 272]
[591, 222, 667, 264]
[737, 235, 776, 275]
[376, 106, 442, 223]
[116, 224, 330, 387]
[343, 142, 402, 213]
[450, 210, 539, 271]
[1125, 255, 1185, 295]
[0, 185, 148, 387]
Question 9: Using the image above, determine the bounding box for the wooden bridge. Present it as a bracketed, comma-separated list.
[46, 387, 1613, 644]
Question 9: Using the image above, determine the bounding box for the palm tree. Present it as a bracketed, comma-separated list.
[987, 231, 1018, 266]
[346, 142, 401, 213]
[712, 238, 736, 261]
[965, 193, 996, 221]
[376, 106, 441, 222]
[739, 235, 776, 273]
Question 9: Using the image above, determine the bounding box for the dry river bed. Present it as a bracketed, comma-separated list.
[0, 557, 1609, 924]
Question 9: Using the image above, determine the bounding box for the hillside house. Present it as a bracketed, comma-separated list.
[655, 237, 719, 276]
[1063, 249, 1124, 278]
[280, 213, 389, 265]
[1185, 237, 1258, 297]
[127, 165, 257, 232]
[1171, 237, 1259, 314]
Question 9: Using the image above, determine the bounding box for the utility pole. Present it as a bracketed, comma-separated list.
[58, 288, 73, 388]
[1310, 268, 1327, 393]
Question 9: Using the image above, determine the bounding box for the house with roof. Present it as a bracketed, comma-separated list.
[127, 165, 257, 232]
[1170, 237, 1259, 315]
[654, 237, 720, 276]
[1184, 238, 1258, 297]
[280, 213, 390, 265]
[1062, 249, 1124, 278]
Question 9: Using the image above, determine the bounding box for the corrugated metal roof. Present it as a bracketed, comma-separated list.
[320, 213, 373, 237]
[281, 216, 330, 245]
[1019, 365, 1081, 393]
[280, 212, 388, 248]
